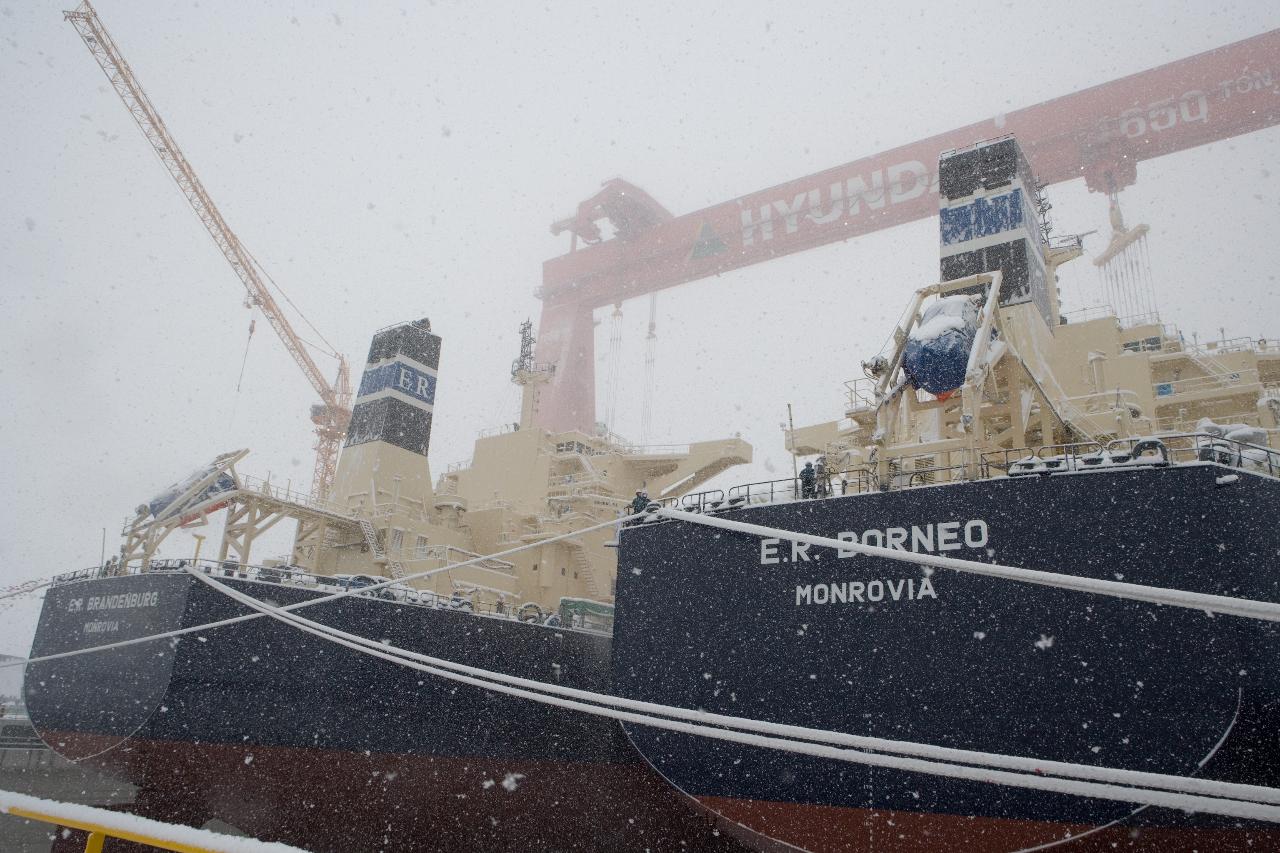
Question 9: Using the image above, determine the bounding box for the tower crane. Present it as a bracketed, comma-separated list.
[64, 1, 352, 499]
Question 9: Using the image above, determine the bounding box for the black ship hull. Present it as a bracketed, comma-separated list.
[25, 573, 737, 852]
[614, 462, 1280, 852]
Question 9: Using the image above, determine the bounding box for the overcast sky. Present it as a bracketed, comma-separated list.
[2, 1, 1278, 655]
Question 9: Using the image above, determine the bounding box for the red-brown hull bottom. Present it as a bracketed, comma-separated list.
[43, 731, 746, 852]
[696, 794, 1280, 853]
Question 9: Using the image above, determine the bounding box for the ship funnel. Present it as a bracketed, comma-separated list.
[345, 319, 442, 457]
[328, 318, 443, 509]
[938, 137, 1053, 323]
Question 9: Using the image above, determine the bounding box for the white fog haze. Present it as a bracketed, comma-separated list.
[2, 0, 1278, 675]
[3, 3, 1280, 851]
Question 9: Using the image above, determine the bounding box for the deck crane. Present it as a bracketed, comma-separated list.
[64, 1, 352, 500]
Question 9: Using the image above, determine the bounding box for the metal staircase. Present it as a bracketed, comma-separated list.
[357, 518, 406, 580]
[569, 541, 603, 598]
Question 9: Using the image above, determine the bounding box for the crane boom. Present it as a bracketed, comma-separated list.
[65, 1, 352, 498]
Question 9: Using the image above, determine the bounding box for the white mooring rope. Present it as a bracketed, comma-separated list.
[1, 513, 638, 671]
[190, 568, 1280, 823]
[654, 507, 1280, 623]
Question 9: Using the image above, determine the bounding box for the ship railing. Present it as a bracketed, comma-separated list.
[982, 441, 1107, 474]
[0, 790, 309, 853]
[1153, 368, 1259, 398]
[1199, 335, 1276, 355]
[660, 467, 882, 514]
[1108, 432, 1280, 478]
[51, 565, 119, 585]
[1153, 409, 1262, 434]
[983, 433, 1279, 479]
[657, 488, 726, 513]
[844, 377, 878, 412]
[1060, 304, 1117, 325]
[410, 543, 516, 574]
[653, 432, 1280, 525]
[595, 427, 634, 449]
[728, 477, 801, 505]
[444, 458, 472, 474]
[1060, 389, 1143, 414]
[238, 474, 350, 517]
[1158, 334, 1277, 357]
[614, 442, 691, 456]
[47, 558, 594, 631]
[1117, 311, 1162, 330]
[470, 497, 513, 512]
[477, 422, 521, 439]
[890, 462, 978, 489]
[1047, 233, 1084, 252]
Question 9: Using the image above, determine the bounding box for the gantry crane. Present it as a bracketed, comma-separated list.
[64, 1, 352, 499]
[539, 29, 1280, 433]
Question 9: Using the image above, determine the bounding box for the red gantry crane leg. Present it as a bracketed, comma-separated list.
[539, 29, 1280, 434]
[65, 1, 352, 499]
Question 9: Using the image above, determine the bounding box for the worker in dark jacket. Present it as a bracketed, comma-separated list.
[800, 462, 817, 499]
[629, 490, 650, 517]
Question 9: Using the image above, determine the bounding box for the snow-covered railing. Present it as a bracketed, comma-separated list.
[1154, 368, 1258, 398]
[50, 556, 535, 621]
[1059, 388, 1143, 414]
[614, 442, 691, 456]
[476, 422, 521, 439]
[662, 430, 1279, 516]
[843, 377, 877, 412]
[410, 543, 516, 575]
[1059, 304, 1117, 325]
[0, 789, 305, 852]
[1111, 432, 1280, 477]
[983, 433, 1279, 479]
[238, 474, 349, 517]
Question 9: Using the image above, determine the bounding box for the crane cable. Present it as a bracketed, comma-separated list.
[3, 513, 636, 671]
[227, 315, 256, 430]
[653, 506, 1280, 623]
[242, 248, 341, 361]
[235, 317, 256, 394]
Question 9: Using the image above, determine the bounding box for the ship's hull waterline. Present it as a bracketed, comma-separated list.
[614, 463, 1280, 852]
[25, 574, 739, 852]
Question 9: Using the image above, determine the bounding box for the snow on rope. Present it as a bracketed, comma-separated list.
[1, 512, 639, 671]
[0, 789, 305, 852]
[190, 568, 1280, 823]
[654, 507, 1280, 623]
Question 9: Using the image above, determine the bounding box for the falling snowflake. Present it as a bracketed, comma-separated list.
[501, 773, 525, 791]
[1034, 634, 1054, 650]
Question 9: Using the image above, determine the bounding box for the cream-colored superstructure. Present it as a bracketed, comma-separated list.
[290, 416, 750, 610]
[790, 258, 1279, 487]
[116, 328, 750, 614]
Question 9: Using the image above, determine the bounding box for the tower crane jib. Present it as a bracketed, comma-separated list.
[64, 0, 352, 499]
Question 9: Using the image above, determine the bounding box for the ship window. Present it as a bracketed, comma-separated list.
[415, 536, 429, 558]
[574, 571, 579, 579]
[560, 567, 566, 576]
[532, 563, 538, 571]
